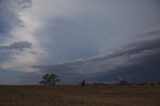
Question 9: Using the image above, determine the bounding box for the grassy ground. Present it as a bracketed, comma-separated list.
[0, 85, 160, 106]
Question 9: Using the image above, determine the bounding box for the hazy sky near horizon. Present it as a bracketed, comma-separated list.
[0, 0, 160, 84]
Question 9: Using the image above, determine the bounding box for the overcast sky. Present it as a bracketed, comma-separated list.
[0, 0, 160, 84]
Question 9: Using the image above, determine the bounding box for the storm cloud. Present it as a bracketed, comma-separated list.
[0, 0, 31, 37]
[0, 41, 32, 52]
[32, 28, 160, 84]
[0, 0, 160, 84]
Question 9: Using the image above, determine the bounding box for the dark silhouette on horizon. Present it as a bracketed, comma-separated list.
[80, 80, 86, 87]
[40, 73, 60, 86]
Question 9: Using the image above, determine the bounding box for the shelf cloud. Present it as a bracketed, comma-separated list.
[0, 0, 160, 84]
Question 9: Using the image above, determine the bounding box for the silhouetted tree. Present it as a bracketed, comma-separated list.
[40, 73, 60, 86]
[119, 80, 128, 85]
[80, 80, 86, 87]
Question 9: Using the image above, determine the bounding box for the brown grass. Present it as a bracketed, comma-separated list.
[0, 85, 160, 106]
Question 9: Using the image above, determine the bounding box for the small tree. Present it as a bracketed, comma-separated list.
[119, 80, 128, 85]
[80, 80, 86, 87]
[40, 73, 60, 86]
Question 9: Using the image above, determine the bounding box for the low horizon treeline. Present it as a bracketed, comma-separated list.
[83, 81, 160, 86]
[40, 73, 160, 86]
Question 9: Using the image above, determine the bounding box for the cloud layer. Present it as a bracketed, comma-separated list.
[0, 0, 160, 84]
[32, 28, 160, 84]
[0, 41, 32, 52]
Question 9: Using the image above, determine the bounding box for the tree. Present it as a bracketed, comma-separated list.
[40, 73, 60, 85]
[80, 80, 86, 87]
[119, 80, 128, 85]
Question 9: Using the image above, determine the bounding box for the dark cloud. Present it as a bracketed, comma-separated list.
[32, 29, 160, 84]
[0, 0, 160, 84]
[98, 54, 160, 83]
[32, 0, 160, 63]
[35, 18, 100, 63]
[0, 0, 32, 38]
[17, 0, 32, 9]
[0, 41, 32, 52]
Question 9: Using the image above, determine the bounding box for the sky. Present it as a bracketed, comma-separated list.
[0, 0, 160, 84]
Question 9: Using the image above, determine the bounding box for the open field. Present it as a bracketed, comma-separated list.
[0, 85, 160, 106]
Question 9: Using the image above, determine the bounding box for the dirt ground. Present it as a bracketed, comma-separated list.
[0, 85, 160, 106]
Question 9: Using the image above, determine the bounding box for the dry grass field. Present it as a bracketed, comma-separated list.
[0, 85, 160, 106]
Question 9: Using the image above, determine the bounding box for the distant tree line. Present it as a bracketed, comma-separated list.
[40, 73, 87, 86]
[40, 73, 160, 86]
